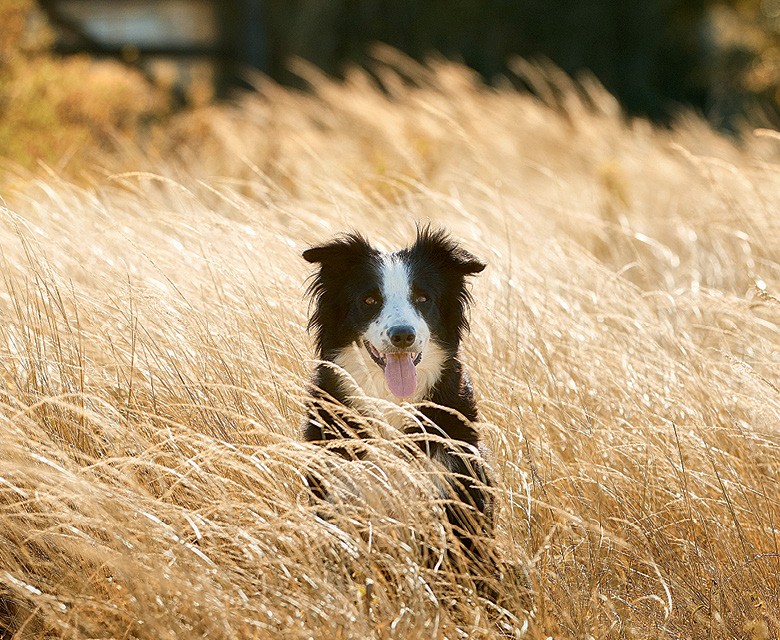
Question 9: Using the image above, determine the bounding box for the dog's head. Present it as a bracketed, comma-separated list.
[304, 227, 485, 398]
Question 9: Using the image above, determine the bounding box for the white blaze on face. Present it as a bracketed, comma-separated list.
[365, 254, 430, 353]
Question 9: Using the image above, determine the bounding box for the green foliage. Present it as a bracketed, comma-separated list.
[706, 0, 780, 127]
[262, 0, 780, 126]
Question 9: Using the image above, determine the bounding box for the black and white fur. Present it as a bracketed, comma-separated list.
[302, 227, 495, 575]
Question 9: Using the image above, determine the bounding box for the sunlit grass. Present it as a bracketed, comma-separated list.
[1, 58, 779, 638]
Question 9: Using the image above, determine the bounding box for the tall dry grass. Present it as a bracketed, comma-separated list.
[1, 56, 780, 638]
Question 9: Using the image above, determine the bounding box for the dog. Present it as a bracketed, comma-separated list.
[302, 226, 496, 583]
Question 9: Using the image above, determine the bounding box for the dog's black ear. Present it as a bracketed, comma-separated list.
[448, 246, 486, 275]
[414, 226, 486, 275]
[303, 233, 375, 265]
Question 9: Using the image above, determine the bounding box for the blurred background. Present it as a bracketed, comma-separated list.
[3, 0, 780, 169]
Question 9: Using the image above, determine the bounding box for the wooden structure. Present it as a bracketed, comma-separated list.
[37, 0, 268, 98]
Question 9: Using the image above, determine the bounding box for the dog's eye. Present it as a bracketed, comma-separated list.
[364, 296, 378, 305]
[415, 293, 429, 303]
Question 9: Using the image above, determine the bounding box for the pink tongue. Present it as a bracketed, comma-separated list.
[384, 353, 417, 398]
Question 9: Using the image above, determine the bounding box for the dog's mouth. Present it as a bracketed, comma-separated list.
[363, 340, 422, 367]
[363, 340, 422, 399]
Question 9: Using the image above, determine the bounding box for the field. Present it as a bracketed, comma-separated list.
[1, 57, 780, 639]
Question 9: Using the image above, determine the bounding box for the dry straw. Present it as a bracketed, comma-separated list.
[1, 57, 779, 638]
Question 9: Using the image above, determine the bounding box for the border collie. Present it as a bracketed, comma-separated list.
[302, 227, 496, 579]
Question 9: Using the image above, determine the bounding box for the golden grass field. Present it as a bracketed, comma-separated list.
[1, 56, 780, 638]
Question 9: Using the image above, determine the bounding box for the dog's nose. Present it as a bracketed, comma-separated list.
[389, 325, 416, 348]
